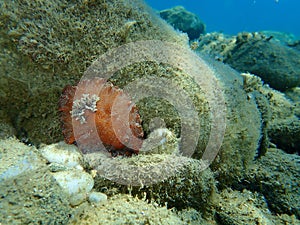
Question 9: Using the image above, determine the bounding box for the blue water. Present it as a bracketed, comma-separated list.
[145, 0, 300, 38]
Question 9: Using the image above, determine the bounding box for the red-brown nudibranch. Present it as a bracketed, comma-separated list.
[58, 77, 144, 156]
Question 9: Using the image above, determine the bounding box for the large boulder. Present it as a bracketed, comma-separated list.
[159, 6, 205, 40]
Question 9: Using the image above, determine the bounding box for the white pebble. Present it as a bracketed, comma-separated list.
[52, 170, 94, 196]
[88, 192, 107, 204]
[39, 142, 83, 169]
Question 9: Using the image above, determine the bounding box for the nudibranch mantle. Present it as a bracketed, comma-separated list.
[58, 77, 144, 156]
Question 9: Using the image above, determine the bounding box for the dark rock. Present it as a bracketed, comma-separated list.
[233, 148, 300, 219]
[160, 6, 205, 40]
[224, 32, 300, 91]
[196, 32, 300, 91]
[269, 118, 300, 154]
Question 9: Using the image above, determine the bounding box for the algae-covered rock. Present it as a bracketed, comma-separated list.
[241, 73, 300, 154]
[288, 40, 300, 52]
[159, 6, 206, 40]
[269, 118, 300, 154]
[233, 148, 300, 219]
[92, 40, 262, 186]
[0, 0, 187, 145]
[214, 189, 274, 225]
[69, 194, 188, 225]
[0, 0, 263, 185]
[89, 152, 216, 212]
[285, 87, 300, 117]
[0, 110, 16, 139]
[277, 88, 300, 154]
[225, 32, 300, 91]
[196, 32, 300, 91]
[0, 168, 74, 224]
[260, 30, 298, 45]
[0, 138, 73, 224]
[200, 59, 261, 185]
[285, 87, 300, 104]
[0, 137, 45, 181]
[214, 189, 299, 225]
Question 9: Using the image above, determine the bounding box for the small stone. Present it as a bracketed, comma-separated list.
[140, 128, 179, 155]
[39, 142, 83, 169]
[48, 163, 68, 172]
[52, 170, 94, 197]
[88, 192, 108, 204]
[69, 193, 87, 206]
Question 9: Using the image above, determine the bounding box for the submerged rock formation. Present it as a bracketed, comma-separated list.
[159, 6, 206, 40]
[1, 0, 298, 224]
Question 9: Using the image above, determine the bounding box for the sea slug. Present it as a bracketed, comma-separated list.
[58, 77, 144, 156]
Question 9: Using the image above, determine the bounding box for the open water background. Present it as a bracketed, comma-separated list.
[145, 0, 300, 38]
